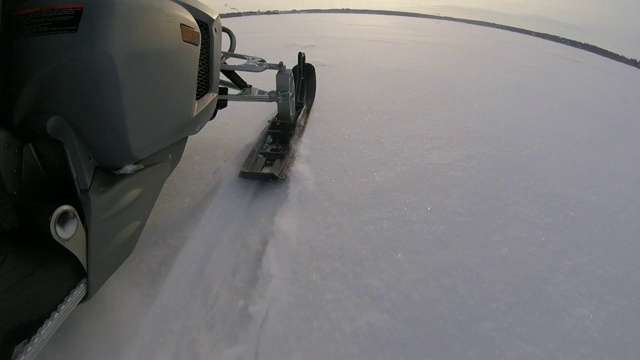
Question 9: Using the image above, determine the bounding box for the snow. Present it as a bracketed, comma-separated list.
[113, 164, 144, 175]
[41, 14, 640, 360]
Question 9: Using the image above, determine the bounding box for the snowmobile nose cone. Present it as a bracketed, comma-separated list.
[51, 206, 80, 242]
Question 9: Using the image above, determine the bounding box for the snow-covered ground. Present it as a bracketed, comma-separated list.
[42, 14, 640, 360]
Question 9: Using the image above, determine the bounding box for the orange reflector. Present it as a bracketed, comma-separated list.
[180, 24, 200, 46]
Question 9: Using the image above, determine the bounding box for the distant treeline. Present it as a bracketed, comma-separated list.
[221, 8, 640, 71]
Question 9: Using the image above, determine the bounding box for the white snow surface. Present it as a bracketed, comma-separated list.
[41, 14, 640, 360]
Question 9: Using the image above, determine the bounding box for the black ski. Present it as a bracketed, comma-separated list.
[239, 53, 316, 180]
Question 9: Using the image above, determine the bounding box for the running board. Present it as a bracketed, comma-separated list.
[13, 279, 87, 360]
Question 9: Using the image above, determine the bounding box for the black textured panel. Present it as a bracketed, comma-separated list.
[195, 19, 210, 100]
[0, 232, 84, 358]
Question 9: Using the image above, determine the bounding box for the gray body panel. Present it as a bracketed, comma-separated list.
[8, 0, 221, 169]
[81, 139, 186, 297]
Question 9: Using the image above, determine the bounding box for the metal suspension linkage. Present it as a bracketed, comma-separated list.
[217, 51, 298, 122]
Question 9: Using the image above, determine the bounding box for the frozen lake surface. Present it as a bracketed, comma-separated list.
[208, 0, 640, 59]
[41, 14, 640, 360]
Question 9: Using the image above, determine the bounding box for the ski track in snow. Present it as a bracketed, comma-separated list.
[42, 14, 640, 360]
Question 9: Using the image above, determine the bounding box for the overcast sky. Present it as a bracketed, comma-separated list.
[207, 0, 640, 59]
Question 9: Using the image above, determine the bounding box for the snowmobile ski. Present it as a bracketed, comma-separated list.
[239, 53, 317, 180]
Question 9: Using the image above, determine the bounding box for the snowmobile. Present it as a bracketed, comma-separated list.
[0, 0, 316, 358]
